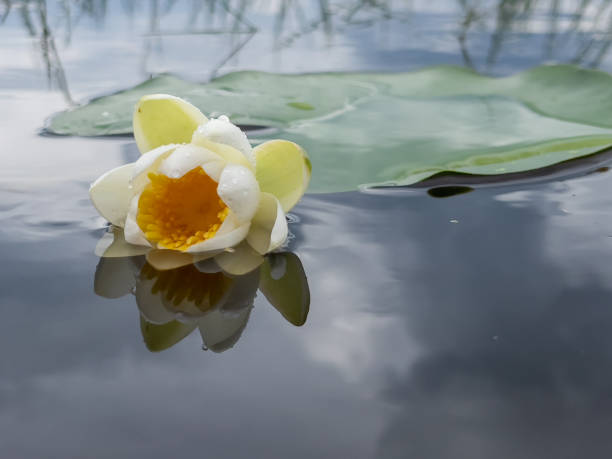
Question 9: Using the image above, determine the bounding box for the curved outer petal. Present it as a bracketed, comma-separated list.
[191, 136, 254, 171]
[133, 94, 207, 154]
[145, 249, 218, 271]
[124, 195, 152, 247]
[217, 164, 260, 223]
[95, 226, 151, 258]
[253, 139, 311, 212]
[186, 218, 251, 253]
[269, 198, 289, 252]
[89, 163, 134, 227]
[130, 143, 178, 193]
[192, 116, 254, 164]
[246, 192, 280, 255]
[157, 144, 225, 181]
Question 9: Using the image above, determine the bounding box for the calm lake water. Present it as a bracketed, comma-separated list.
[3, 1, 612, 458]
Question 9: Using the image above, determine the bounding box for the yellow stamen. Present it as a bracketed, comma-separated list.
[137, 167, 229, 251]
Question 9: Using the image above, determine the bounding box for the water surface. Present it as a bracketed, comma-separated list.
[3, 1, 612, 458]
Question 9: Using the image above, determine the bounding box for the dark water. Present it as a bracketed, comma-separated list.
[3, 1, 612, 458]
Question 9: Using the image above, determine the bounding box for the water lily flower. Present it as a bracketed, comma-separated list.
[90, 94, 311, 270]
[94, 251, 310, 352]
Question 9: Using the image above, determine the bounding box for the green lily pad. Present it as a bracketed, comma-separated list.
[48, 66, 612, 191]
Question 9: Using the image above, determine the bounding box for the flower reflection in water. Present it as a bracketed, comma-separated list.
[94, 245, 309, 353]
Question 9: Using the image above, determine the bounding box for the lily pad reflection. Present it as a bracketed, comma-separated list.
[94, 251, 309, 353]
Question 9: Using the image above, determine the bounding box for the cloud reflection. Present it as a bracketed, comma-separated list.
[289, 184, 612, 458]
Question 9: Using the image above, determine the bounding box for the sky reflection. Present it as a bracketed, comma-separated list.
[299, 177, 612, 458]
[3, 170, 612, 456]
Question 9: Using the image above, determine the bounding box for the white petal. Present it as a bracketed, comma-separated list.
[131, 144, 178, 180]
[124, 195, 152, 247]
[245, 192, 279, 255]
[200, 161, 226, 183]
[185, 221, 250, 253]
[217, 165, 260, 223]
[191, 136, 254, 171]
[269, 198, 289, 251]
[89, 163, 134, 227]
[193, 116, 254, 164]
[157, 144, 225, 181]
[216, 212, 241, 236]
[94, 230, 119, 257]
[146, 249, 218, 271]
[130, 144, 178, 193]
[95, 226, 151, 258]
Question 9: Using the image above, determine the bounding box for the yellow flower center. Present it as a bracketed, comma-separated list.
[137, 167, 229, 251]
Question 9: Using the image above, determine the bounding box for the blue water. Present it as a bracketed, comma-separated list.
[3, 1, 612, 458]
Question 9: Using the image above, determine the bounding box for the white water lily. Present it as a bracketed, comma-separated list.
[90, 94, 310, 269]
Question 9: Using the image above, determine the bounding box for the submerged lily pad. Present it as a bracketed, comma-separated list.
[48, 66, 612, 191]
